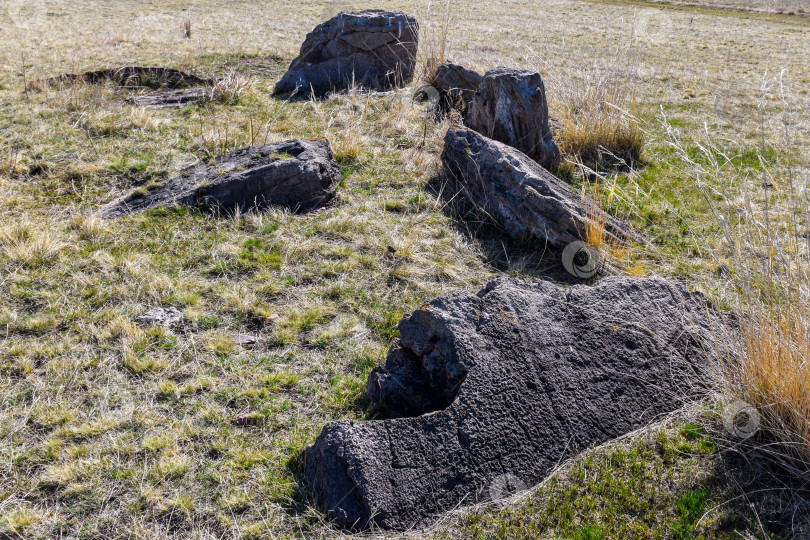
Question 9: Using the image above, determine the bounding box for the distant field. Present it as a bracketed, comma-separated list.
[1, 0, 809, 538]
[651, 0, 809, 14]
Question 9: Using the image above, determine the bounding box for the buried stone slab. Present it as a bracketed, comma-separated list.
[41, 66, 213, 89]
[441, 127, 640, 248]
[126, 87, 208, 108]
[304, 276, 729, 530]
[101, 138, 340, 219]
[136, 307, 184, 327]
[468, 67, 560, 170]
[273, 10, 418, 97]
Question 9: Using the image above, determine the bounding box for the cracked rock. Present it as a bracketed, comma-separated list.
[101, 138, 341, 218]
[467, 67, 560, 170]
[274, 10, 419, 97]
[442, 126, 640, 248]
[303, 276, 729, 530]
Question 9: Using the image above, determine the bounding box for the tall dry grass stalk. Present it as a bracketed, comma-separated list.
[583, 181, 616, 248]
[664, 79, 810, 476]
[554, 54, 644, 172]
[416, 0, 452, 83]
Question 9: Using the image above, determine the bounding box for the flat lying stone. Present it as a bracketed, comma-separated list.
[101, 138, 341, 218]
[136, 307, 184, 327]
[274, 10, 419, 97]
[42, 66, 213, 89]
[126, 87, 207, 108]
[441, 127, 639, 248]
[304, 276, 727, 530]
[233, 333, 257, 346]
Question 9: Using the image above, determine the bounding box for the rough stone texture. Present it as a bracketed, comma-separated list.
[442, 127, 639, 248]
[468, 67, 560, 170]
[304, 276, 727, 530]
[136, 307, 184, 327]
[43, 67, 213, 89]
[430, 62, 482, 119]
[126, 87, 207, 108]
[102, 138, 340, 218]
[273, 10, 418, 97]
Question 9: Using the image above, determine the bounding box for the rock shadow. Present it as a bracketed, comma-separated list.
[425, 171, 588, 285]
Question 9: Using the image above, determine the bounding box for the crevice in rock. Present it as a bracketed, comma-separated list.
[366, 338, 468, 418]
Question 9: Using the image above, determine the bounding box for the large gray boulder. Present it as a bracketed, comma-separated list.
[430, 62, 482, 119]
[468, 67, 560, 170]
[304, 276, 726, 530]
[441, 127, 638, 248]
[274, 10, 419, 97]
[102, 138, 340, 218]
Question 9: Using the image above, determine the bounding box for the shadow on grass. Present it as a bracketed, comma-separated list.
[708, 437, 810, 538]
[425, 172, 595, 286]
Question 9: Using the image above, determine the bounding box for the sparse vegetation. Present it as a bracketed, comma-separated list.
[1, 0, 809, 538]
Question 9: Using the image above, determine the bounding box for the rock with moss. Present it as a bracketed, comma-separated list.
[467, 67, 560, 170]
[304, 276, 727, 530]
[441, 127, 638, 247]
[273, 10, 419, 97]
[101, 138, 340, 218]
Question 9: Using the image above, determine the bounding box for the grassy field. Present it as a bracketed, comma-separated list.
[1, 0, 809, 538]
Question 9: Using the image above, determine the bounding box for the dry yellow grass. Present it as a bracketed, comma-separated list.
[733, 307, 810, 468]
[1, 0, 810, 538]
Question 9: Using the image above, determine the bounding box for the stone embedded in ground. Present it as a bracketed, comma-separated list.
[428, 62, 482, 119]
[126, 87, 207, 108]
[273, 10, 419, 97]
[101, 138, 341, 219]
[304, 276, 727, 530]
[467, 67, 560, 170]
[233, 333, 257, 346]
[43, 66, 213, 89]
[441, 127, 639, 248]
[136, 307, 184, 327]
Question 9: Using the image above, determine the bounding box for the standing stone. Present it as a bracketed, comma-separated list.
[468, 67, 560, 170]
[430, 62, 482, 119]
[274, 10, 419, 97]
[441, 127, 638, 248]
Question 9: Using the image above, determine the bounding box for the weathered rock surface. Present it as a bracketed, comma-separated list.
[274, 10, 419, 97]
[442, 127, 638, 247]
[304, 276, 726, 530]
[136, 307, 184, 327]
[43, 66, 213, 89]
[430, 62, 482, 119]
[126, 87, 207, 108]
[468, 67, 560, 169]
[102, 138, 340, 218]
